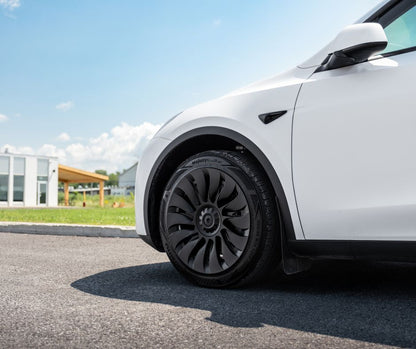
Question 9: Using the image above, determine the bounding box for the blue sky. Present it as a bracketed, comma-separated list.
[0, 0, 381, 172]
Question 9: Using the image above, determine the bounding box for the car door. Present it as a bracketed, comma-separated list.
[292, 0, 416, 241]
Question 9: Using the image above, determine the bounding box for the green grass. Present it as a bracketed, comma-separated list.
[0, 207, 135, 226]
[58, 193, 135, 208]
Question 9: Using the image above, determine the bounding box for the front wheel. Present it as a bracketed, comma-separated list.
[160, 150, 281, 288]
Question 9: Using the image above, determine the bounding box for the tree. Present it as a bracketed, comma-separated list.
[95, 169, 119, 187]
[107, 172, 119, 186]
[95, 169, 108, 176]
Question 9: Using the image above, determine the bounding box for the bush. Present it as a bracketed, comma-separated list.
[58, 192, 78, 206]
[58, 192, 65, 205]
[69, 193, 80, 206]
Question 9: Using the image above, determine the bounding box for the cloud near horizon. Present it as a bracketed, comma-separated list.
[0, 114, 8, 122]
[1, 121, 161, 173]
[56, 132, 71, 142]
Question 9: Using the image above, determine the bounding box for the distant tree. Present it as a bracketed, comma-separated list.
[95, 169, 108, 176]
[107, 172, 119, 186]
[95, 169, 119, 187]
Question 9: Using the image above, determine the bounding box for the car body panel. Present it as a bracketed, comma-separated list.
[135, 67, 317, 240]
[293, 51, 416, 241]
[135, 136, 171, 237]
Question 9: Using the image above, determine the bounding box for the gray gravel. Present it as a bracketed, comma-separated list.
[0, 233, 415, 348]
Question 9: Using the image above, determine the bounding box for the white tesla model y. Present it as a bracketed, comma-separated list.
[135, 0, 416, 287]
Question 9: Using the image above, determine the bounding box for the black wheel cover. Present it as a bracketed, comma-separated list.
[163, 167, 251, 275]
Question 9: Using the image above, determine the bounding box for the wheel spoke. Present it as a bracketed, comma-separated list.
[207, 169, 221, 203]
[179, 176, 201, 207]
[223, 219, 249, 237]
[169, 229, 198, 248]
[223, 228, 247, 251]
[218, 186, 239, 208]
[222, 197, 250, 235]
[168, 207, 194, 220]
[192, 240, 208, 273]
[190, 171, 207, 204]
[177, 237, 200, 264]
[167, 212, 193, 228]
[222, 205, 249, 218]
[222, 189, 247, 211]
[208, 239, 223, 273]
[170, 190, 196, 213]
[220, 235, 239, 267]
[216, 177, 235, 206]
[224, 213, 250, 229]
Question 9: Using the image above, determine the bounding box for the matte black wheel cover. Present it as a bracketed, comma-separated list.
[163, 167, 251, 275]
[160, 151, 280, 288]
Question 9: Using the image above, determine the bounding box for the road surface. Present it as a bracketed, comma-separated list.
[0, 232, 415, 348]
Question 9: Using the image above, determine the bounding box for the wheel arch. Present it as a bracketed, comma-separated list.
[144, 127, 296, 252]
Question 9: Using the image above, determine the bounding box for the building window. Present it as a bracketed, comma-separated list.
[0, 157, 9, 202]
[37, 159, 49, 205]
[0, 175, 8, 202]
[37, 159, 49, 181]
[13, 157, 25, 202]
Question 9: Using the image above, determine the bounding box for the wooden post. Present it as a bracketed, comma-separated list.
[99, 181, 104, 207]
[64, 182, 69, 206]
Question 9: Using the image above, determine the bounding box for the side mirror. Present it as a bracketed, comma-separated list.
[319, 23, 388, 71]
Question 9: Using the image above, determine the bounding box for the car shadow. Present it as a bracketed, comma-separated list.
[71, 260, 416, 347]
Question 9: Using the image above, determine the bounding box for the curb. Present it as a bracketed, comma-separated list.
[0, 222, 139, 238]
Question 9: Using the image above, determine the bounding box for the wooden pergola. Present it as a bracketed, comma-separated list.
[58, 164, 109, 207]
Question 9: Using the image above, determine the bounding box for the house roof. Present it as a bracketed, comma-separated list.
[58, 164, 109, 183]
[0, 152, 58, 160]
[119, 162, 138, 177]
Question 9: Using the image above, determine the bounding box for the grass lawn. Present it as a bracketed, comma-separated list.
[0, 207, 135, 226]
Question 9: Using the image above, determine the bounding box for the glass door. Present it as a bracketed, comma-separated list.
[37, 181, 47, 206]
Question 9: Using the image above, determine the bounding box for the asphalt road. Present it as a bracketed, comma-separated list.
[1, 233, 416, 348]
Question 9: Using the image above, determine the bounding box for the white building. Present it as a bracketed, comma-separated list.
[0, 152, 58, 207]
[119, 162, 137, 195]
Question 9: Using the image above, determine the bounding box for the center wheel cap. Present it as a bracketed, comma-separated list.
[197, 206, 220, 236]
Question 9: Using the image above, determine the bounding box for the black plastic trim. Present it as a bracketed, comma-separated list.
[142, 127, 297, 251]
[316, 41, 388, 73]
[379, 45, 416, 58]
[258, 111, 287, 125]
[289, 240, 416, 262]
[365, 0, 414, 26]
[139, 234, 154, 249]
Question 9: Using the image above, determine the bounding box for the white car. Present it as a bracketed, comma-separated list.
[135, 0, 416, 287]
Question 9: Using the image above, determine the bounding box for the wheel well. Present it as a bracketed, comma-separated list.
[147, 134, 276, 251]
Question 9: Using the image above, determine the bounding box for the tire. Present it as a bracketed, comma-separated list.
[159, 150, 281, 288]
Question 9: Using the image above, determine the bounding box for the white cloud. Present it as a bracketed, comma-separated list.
[38, 144, 67, 161]
[0, 114, 8, 122]
[0, 0, 20, 10]
[63, 122, 161, 172]
[0, 144, 34, 155]
[1, 121, 161, 173]
[56, 101, 74, 112]
[57, 132, 71, 142]
[213, 19, 222, 28]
